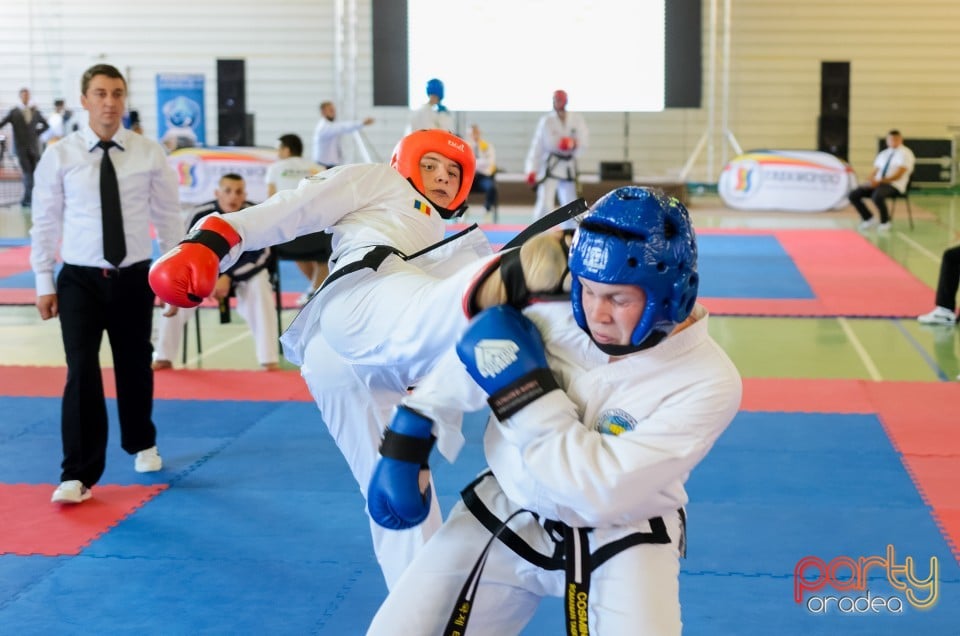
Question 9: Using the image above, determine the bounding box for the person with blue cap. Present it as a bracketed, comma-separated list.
[406, 77, 455, 134]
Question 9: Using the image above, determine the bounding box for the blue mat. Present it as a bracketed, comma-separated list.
[1, 398, 957, 633]
[1, 234, 815, 300]
[697, 234, 813, 299]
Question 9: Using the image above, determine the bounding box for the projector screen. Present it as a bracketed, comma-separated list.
[406, 0, 665, 112]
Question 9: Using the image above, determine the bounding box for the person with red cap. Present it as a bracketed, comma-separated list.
[148, 129, 571, 588]
[524, 89, 589, 227]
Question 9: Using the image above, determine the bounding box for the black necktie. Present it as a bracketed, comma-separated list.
[881, 150, 894, 178]
[98, 140, 126, 267]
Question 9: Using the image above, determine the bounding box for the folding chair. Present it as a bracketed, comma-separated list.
[887, 175, 914, 230]
[181, 251, 284, 362]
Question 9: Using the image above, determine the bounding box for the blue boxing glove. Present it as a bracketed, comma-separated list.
[456, 305, 559, 421]
[367, 405, 436, 530]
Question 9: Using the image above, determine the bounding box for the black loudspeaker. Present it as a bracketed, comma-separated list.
[244, 113, 255, 145]
[820, 61, 850, 117]
[599, 161, 634, 181]
[217, 59, 246, 114]
[818, 115, 849, 161]
[818, 61, 850, 160]
[218, 112, 248, 147]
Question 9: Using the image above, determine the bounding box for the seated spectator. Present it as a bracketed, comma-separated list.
[849, 129, 915, 232]
[152, 173, 279, 370]
[266, 134, 329, 304]
[468, 123, 498, 215]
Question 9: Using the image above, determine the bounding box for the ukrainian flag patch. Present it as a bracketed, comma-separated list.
[413, 199, 432, 216]
[596, 409, 637, 436]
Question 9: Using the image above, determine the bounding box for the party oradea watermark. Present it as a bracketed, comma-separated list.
[794, 545, 938, 615]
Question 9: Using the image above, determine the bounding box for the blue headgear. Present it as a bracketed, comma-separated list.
[426, 78, 444, 101]
[569, 186, 699, 350]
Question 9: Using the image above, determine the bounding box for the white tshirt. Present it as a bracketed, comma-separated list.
[265, 156, 324, 193]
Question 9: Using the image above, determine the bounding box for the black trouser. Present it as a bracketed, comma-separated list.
[57, 261, 157, 487]
[470, 174, 498, 211]
[848, 183, 898, 223]
[17, 149, 39, 206]
[936, 245, 960, 311]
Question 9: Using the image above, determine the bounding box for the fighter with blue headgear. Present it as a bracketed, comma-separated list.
[569, 185, 699, 353]
[426, 78, 445, 102]
[368, 185, 741, 634]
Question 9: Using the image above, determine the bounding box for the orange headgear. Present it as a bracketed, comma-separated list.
[390, 129, 476, 219]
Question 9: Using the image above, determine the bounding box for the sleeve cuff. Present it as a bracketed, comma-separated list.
[36, 273, 56, 297]
[503, 389, 579, 443]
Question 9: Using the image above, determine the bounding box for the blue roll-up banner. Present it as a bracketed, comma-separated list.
[156, 73, 206, 148]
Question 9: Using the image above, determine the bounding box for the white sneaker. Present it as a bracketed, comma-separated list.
[135, 446, 163, 473]
[51, 480, 92, 504]
[917, 307, 957, 326]
[878, 222, 892, 232]
[857, 218, 877, 231]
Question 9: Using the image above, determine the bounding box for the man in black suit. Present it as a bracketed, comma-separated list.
[1, 87, 49, 207]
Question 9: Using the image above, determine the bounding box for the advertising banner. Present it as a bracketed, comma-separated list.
[156, 73, 206, 149]
[718, 150, 857, 212]
[167, 147, 277, 205]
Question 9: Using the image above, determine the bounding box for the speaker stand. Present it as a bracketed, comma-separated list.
[678, 0, 741, 183]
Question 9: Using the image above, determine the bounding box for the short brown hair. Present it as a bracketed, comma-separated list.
[81, 64, 126, 95]
[278, 134, 303, 157]
[219, 172, 245, 185]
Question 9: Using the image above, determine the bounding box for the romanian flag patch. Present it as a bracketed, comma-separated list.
[413, 199, 432, 216]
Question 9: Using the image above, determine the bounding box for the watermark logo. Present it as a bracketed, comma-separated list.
[794, 545, 938, 614]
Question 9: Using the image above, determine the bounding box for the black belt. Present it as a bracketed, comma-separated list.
[311, 200, 586, 301]
[64, 260, 150, 278]
[313, 223, 485, 297]
[447, 472, 685, 636]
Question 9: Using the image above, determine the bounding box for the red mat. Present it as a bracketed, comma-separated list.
[699, 229, 933, 317]
[0, 365, 313, 402]
[0, 483, 166, 556]
[0, 245, 30, 269]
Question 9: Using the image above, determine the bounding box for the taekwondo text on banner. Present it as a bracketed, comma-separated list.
[718, 150, 857, 212]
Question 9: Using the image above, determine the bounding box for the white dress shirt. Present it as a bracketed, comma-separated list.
[30, 124, 183, 295]
[873, 145, 916, 193]
[311, 118, 368, 167]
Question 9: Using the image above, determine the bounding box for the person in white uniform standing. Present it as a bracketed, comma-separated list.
[366, 187, 743, 635]
[148, 129, 573, 588]
[406, 78, 455, 134]
[152, 173, 279, 371]
[525, 89, 589, 227]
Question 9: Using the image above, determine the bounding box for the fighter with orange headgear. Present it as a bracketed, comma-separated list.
[149, 128, 569, 587]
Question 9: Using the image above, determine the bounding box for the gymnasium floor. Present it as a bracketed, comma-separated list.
[1, 190, 958, 634]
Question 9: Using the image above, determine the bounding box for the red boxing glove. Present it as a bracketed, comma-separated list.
[526, 172, 537, 186]
[558, 136, 575, 151]
[149, 215, 241, 308]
